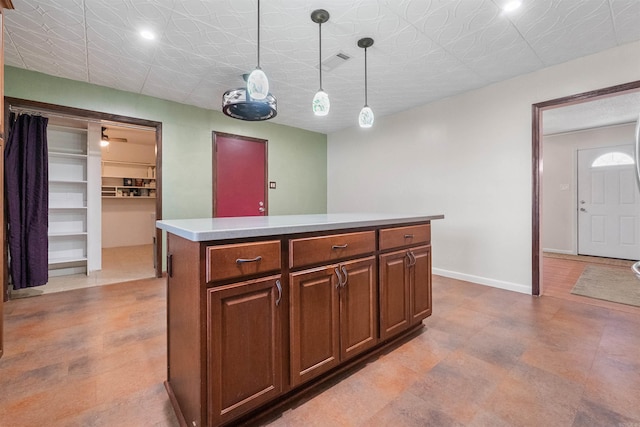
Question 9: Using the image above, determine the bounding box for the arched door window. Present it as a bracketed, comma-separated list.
[591, 152, 634, 167]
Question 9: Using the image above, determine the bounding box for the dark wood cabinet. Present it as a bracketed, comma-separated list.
[409, 245, 432, 324]
[289, 266, 340, 387]
[339, 257, 377, 361]
[379, 223, 432, 341]
[379, 250, 411, 341]
[290, 256, 377, 387]
[380, 245, 432, 339]
[207, 275, 283, 426]
[164, 219, 436, 427]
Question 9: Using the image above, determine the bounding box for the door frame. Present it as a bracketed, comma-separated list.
[531, 79, 640, 295]
[212, 131, 268, 217]
[3, 97, 164, 285]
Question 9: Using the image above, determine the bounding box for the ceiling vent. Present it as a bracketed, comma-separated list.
[322, 51, 350, 71]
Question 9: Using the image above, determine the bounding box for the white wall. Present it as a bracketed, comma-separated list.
[542, 123, 636, 254]
[101, 139, 156, 248]
[327, 40, 640, 294]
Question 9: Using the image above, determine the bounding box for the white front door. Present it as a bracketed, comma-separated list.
[577, 145, 640, 260]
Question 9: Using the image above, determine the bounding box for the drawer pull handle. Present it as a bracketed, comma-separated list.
[275, 280, 282, 306]
[236, 256, 263, 264]
[404, 234, 414, 239]
[332, 244, 348, 250]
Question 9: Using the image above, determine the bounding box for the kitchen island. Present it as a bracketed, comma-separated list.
[157, 213, 444, 427]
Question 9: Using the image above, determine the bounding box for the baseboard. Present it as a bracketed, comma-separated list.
[433, 268, 531, 295]
[542, 248, 575, 255]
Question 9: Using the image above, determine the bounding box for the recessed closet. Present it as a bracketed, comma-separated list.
[5, 98, 162, 295]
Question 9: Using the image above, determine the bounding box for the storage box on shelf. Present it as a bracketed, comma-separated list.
[101, 160, 156, 199]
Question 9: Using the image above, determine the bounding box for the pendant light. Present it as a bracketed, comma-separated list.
[246, 0, 269, 100]
[357, 37, 374, 128]
[222, 0, 277, 121]
[311, 9, 330, 116]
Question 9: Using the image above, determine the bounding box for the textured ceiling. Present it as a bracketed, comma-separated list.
[543, 90, 640, 135]
[4, 0, 640, 135]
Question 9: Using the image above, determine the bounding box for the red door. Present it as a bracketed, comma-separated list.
[213, 132, 267, 217]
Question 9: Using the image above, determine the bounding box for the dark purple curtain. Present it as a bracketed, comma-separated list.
[5, 114, 49, 289]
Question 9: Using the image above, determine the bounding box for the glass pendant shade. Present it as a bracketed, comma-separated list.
[359, 106, 374, 128]
[247, 68, 269, 100]
[311, 9, 330, 117]
[312, 90, 330, 116]
[357, 37, 374, 128]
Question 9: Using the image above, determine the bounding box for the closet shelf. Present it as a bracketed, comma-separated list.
[49, 151, 88, 159]
[49, 206, 87, 211]
[102, 160, 154, 166]
[48, 232, 88, 238]
[48, 256, 88, 265]
[50, 179, 88, 184]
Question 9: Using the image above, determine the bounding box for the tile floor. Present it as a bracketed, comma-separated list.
[1, 267, 639, 426]
[10, 244, 156, 296]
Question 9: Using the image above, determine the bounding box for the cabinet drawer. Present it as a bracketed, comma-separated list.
[379, 224, 430, 251]
[206, 240, 281, 282]
[289, 231, 375, 268]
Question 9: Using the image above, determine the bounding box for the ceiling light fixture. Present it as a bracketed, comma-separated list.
[502, 0, 522, 12]
[100, 126, 127, 146]
[357, 37, 374, 128]
[139, 29, 155, 40]
[311, 9, 330, 117]
[100, 127, 110, 147]
[222, 0, 277, 121]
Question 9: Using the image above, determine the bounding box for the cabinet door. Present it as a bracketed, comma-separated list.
[409, 245, 432, 324]
[290, 266, 340, 387]
[208, 275, 283, 426]
[379, 249, 410, 341]
[339, 256, 377, 361]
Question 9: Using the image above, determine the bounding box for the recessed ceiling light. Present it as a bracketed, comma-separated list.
[502, 0, 522, 12]
[140, 30, 155, 40]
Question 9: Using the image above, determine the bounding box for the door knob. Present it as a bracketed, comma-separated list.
[258, 207, 265, 212]
[580, 207, 587, 212]
[580, 200, 586, 204]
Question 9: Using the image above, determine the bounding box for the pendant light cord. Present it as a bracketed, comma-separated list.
[257, 0, 261, 69]
[364, 47, 368, 106]
[319, 23, 323, 91]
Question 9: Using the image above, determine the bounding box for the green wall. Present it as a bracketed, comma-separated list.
[5, 66, 328, 220]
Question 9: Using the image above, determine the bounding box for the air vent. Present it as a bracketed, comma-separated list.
[322, 51, 351, 71]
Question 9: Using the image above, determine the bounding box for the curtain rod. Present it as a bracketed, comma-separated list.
[8, 106, 156, 132]
[8, 105, 97, 124]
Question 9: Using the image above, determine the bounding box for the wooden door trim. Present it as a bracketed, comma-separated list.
[212, 131, 268, 217]
[4, 97, 164, 279]
[531, 80, 640, 295]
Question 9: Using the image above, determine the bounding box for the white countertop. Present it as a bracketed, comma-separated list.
[156, 213, 444, 242]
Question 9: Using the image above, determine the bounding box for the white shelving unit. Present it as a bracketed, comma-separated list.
[48, 126, 89, 276]
[47, 124, 102, 277]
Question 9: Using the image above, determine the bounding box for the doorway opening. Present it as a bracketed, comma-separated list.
[4, 98, 163, 296]
[531, 80, 640, 296]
